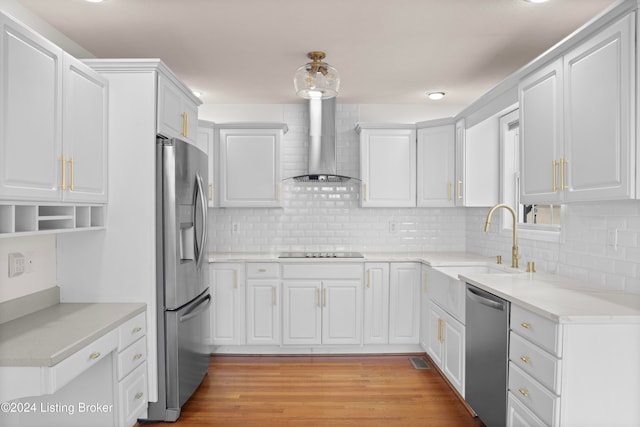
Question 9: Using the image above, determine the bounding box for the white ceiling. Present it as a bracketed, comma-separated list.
[17, 0, 618, 108]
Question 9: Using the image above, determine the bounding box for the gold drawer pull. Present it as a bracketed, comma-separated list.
[89, 352, 101, 360]
[518, 388, 529, 397]
[520, 355, 531, 364]
[258, 269, 267, 273]
[133, 353, 143, 361]
[134, 392, 144, 400]
[520, 322, 532, 329]
[132, 327, 143, 334]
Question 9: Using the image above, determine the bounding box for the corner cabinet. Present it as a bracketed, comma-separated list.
[217, 123, 287, 208]
[357, 123, 417, 207]
[520, 13, 636, 203]
[0, 14, 107, 204]
[157, 73, 199, 145]
[417, 121, 455, 207]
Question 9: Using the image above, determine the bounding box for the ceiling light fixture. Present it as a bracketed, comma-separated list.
[293, 51, 340, 99]
[427, 92, 445, 100]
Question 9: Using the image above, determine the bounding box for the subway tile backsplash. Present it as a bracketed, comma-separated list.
[208, 103, 640, 294]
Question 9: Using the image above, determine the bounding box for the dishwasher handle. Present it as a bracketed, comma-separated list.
[466, 285, 507, 311]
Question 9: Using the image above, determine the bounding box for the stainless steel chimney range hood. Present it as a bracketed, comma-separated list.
[286, 97, 357, 183]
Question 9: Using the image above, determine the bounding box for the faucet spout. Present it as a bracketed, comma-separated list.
[484, 204, 520, 269]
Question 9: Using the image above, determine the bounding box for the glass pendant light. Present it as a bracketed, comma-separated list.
[293, 51, 340, 99]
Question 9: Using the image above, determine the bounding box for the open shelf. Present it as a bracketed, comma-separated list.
[0, 203, 106, 237]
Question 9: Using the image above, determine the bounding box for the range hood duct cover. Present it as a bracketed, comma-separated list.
[291, 98, 355, 182]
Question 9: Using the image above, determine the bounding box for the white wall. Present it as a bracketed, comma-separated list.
[0, 235, 57, 303]
[208, 103, 468, 254]
[466, 201, 640, 294]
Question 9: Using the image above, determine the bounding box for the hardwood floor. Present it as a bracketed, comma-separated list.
[140, 354, 485, 427]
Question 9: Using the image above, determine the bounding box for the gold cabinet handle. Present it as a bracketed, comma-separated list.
[437, 318, 445, 343]
[181, 112, 188, 137]
[134, 392, 144, 400]
[209, 183, 214, 201]
[367, 270, 371, 288]
[133, 353, 143, 361]
[363, 183, 368, 201]
[457, 180, 463, 199]
[520, 355, 531, 364]
[552, 159, 558, 192]
[67, 157, 75, 191]
[521, 322, 532, 329]
[316, 288, 321, 308]
[273, 287, 277, 306]
[323, 288, 327, 308]
[132, 327, 143, 334]
[447, 182, 452, 201]
[518, 388, 529, 397]
[89, 351, 101, 360]
[59, 155, 67, 190]
[560, 157, 568, 190]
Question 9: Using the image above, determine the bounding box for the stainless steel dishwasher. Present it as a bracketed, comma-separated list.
[465, 283, 510, 427]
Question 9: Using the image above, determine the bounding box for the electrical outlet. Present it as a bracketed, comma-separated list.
[232, 223, 240, 234]
[389, 222, 398, 233]
[8, 252, 25, 278]
[607, 228, 618, 249]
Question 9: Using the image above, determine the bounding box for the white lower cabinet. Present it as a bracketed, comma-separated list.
[115, 312, 148, 427]
[210, 263, 245, 345]
[363, 263, 390, 344]
[427, 301, 465, 396]
[389, 263, 421, 344]
[508, 304, 640, 427]
[281, 263, 363, 346]
[246, 263, 280, 345]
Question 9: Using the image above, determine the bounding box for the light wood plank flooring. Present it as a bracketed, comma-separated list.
[140, 354, 484, 427]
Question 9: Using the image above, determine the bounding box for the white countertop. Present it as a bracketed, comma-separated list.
[460, 271, 640, 324]
[209, 251, 640, 324]
[0, 303, 146, 367]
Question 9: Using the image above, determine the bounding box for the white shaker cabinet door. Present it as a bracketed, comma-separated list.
[388, 263, 421, 344]
[62, 53, 108, 203]
[282, 281, 322, 345]
[563, 13, 634, 202]
[219, 128, 282, 207]
[246, 280, 280, 346]
[364, 263, 390, 345]
[322, 280, 363, 345]
[210, 264, 245, 346]
[0, 15, 63, 201]
[359, 127, 416, 207]
[417, 124, 455, 207]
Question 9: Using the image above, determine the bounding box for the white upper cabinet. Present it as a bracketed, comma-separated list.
[157, 73, 199, 145]
[520, 13, 635, 203]
[218, 124, 286, 208]
[0, 14, 63, 201]
[197, 120, 216, 207]
[417, 122, 455, 207]
[357, 124, 417, 207]
[62, 54, 108, 203]
[455, 117, 500, 207]
[0, 14, 107, 204]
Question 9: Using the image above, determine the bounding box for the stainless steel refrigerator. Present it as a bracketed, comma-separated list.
[147, 137, 211, 422]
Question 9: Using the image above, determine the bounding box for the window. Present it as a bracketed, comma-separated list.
[499, 108, 561, 239]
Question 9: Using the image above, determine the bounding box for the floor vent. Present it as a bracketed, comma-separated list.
[409, 357, 431, 370]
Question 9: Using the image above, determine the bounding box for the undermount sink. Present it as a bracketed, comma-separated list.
[435, 264, 523, 279]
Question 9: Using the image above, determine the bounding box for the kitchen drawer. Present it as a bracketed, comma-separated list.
[281, 263, 363, 280]
[117, 336, 147, 381]
[507, 392, 547, 427]
[118, 362, 148, 427]
[246, 263, 279, 278]
[510, 332, 562, 394]
[509, 362, 560, 427]
[118, 312, 147, 351]
[47, 329, 118, 394]
[511, 305, 561, 356]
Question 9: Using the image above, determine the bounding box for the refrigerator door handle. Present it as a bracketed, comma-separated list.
[179, 294, 211, 323]
[194, 172, 208, 267]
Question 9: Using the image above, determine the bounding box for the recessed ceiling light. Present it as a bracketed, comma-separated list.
[427, 92, 445, 101]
